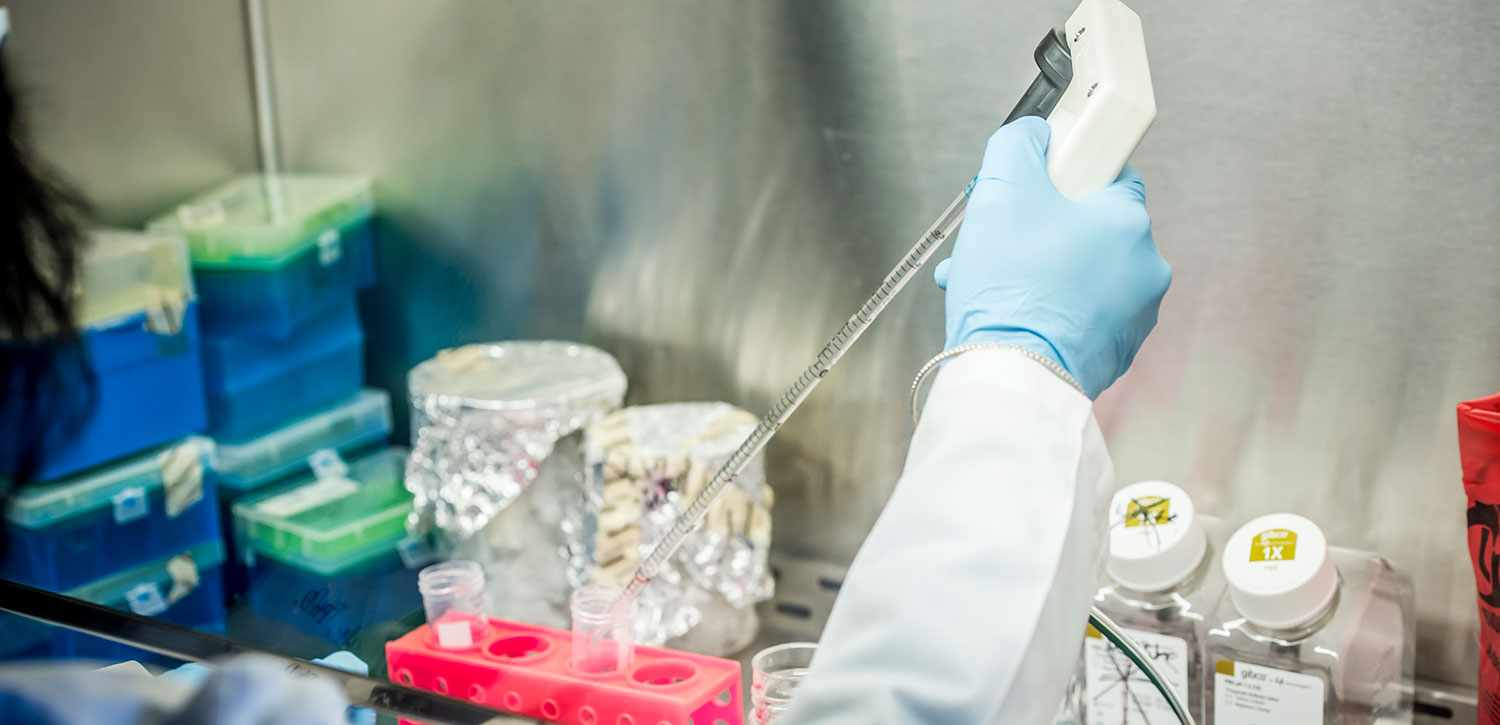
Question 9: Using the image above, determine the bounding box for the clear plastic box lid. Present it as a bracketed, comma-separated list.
[68, 540, 226, 606]
[233, 447, 412, 576]
[6, 437, 214, 529]
[407, 341, 628, 410]
[78, 229, 195, 331]
[213, 389, 393, 494]
[146, 174, 374, 269]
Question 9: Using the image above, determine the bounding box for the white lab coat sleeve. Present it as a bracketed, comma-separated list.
[781, 348, 1113, 724]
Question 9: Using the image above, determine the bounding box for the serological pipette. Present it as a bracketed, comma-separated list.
[614, 1, 1166, 715]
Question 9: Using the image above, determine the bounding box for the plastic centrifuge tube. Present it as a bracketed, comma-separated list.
[572, 583, 636, 673]
[418, 560, 490, 650]
[752, 642, 817, 725]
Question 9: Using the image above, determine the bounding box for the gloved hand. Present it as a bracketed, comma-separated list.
[313, 651, 375, 725]
[934, 116, 1170, 399]
[166, 655, 349, 725]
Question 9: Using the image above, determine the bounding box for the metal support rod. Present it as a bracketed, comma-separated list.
[244, 0, 281, 175]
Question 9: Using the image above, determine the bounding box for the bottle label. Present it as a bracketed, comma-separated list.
[1213, 660, 1324, 724]
[1123, 496, 1171, 528]
[1249, 529, 1298, 562]
[1083, 624, 1189, 724]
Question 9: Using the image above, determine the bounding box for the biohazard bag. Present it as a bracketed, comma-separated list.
[1458, 392, 1500, 722]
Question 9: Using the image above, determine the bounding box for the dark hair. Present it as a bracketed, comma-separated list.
[0, 49, 95, 486]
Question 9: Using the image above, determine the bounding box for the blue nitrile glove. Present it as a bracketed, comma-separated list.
[159, 661, 213, 689]
[314, 651, 375, 725]
[933, 116, 1170, 399]
[166, 655, 348, 725]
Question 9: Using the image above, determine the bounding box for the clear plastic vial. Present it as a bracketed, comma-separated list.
[418, 560, 490, 649]
[1205, 513, 1414, 724]
[751, 642, 817, 725]
[571, 583, 636, 673]
[1074, 481, 1228, 725]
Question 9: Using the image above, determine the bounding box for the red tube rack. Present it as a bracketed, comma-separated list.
[386, 617, 743, 725]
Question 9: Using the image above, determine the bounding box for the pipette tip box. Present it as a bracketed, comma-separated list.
[233, 447, 419, 644]
[30, 229, 207, 480]
[386, 616, 743, 725]
[213, 388, 393, 600]
[0, 540, 228, 663]
[1, 437, 220, 592]
[201, 299, 365, 442]
[146, 174, 375, 340]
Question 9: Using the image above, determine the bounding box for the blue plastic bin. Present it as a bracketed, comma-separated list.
[234, 448, 420, 645]
[146, 175, 375, 339]
[200, 300, 365, 442]
[212, 388, 393, 600]
[33, 230, 207, 481]
[0, 541, 228, 663]
[1, 437, 220, 591]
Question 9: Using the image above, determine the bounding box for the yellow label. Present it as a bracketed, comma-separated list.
[1249, 528, 1298, 562]
[1215, 659, 1236, 677]
[1124, 496, 1171, 527]
[1085, 624, 1103, 639]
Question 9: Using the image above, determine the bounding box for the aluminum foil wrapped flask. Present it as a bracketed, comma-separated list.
[405, 342, 627, 545]
[581, 402, 775, 656]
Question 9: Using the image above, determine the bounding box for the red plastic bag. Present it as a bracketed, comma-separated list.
[1459, 392, 1500, 722]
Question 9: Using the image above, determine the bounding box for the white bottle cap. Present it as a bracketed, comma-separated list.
[1105, 481, 1207, 592]
[1222, 513, 1339, 630]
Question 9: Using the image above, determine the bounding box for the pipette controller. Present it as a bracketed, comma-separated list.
[617, 0, 1158, 704]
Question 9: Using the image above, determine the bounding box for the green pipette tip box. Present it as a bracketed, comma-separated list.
[147, 174, 373, 270]
[232, 447, 411, 576]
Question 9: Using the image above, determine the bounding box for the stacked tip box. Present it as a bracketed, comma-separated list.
[147, 174, 375, 442]
[0, 228, 222, 661]
[0, 438, 226, 660]
[1, 437, 219, 590]
[147, 174, 376, 339]
[0, 541, 228, 663]
[386, 617, 743, 725]
[232, 447, 421, 647]
[26, 229, 207, 481]
[212, 388, 393, 600]
[200, 300, 365, 440]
